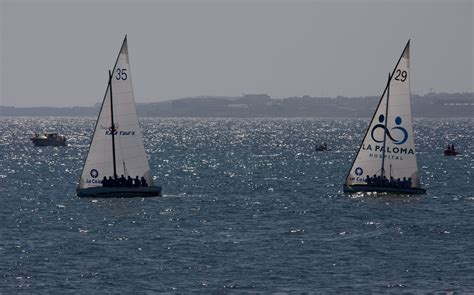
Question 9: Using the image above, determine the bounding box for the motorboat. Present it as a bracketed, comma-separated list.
[31, 132, 66, 147]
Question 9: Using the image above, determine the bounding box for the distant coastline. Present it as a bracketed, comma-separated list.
[1, 92, 473, 118]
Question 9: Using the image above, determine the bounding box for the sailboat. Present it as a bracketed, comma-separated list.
[343, 40, 426, 195]
[77, 36, 161, 197]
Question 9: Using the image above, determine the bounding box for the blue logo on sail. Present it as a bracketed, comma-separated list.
[371, 115, 408, 145]
[355, 167, 363, 176]
[90, 169, 99, 178]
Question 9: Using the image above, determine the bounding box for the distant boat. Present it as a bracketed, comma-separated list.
[443, 144, 459, 156]
[316, 143, 329, 151]
[31, 132, 66, 147]
[444, 150, 459, 156]
[77, 36, 161, 198]
[343, 40, 426, 195]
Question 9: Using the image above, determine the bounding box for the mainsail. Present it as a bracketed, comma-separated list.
[79, 36, 153, 189]
[345, 40, 421, 188]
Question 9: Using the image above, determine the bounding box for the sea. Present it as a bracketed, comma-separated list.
[1, 117, 473, 293]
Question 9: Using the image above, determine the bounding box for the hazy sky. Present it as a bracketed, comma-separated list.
[1, 0, 473, 107]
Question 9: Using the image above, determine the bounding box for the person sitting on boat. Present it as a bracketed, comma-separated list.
[370, 174, 377, 186]
[112, 175, 118, 187]
[388, 178, 393, 187]
[134, 176, 140, 187]
[451, 144, 455, 152]
[108, 176, 115, 187]
[401, 177, 408, 188]
[407, 177, 412, 188]
[102, 176, 108, 187]
[126, 176, 133, 187]
[376, 175, 383, 186]
[446, 145, 451, 152]
[119, 175, 126, 187]
[389, 177, 395, 187]
[140, 176, 148, 187]
[365, 175, 371, 185]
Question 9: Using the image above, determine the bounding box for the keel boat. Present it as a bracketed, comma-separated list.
[77, 36, 161, 198]
[344, 40, 426, 195]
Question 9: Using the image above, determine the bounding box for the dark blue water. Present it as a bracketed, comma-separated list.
[1, 117, 473, 293]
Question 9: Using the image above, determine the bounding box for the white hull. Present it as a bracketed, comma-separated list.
[31, 138, 66, 147]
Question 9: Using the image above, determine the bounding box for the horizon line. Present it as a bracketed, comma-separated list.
[1, 91, 473, 108]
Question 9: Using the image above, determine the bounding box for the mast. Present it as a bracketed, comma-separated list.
[109, 70, 118, 179]
[380, 72, 391, 177]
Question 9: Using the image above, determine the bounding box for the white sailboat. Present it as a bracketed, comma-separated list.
[77, 36, 161, 197]
[344, 40, 426, 195]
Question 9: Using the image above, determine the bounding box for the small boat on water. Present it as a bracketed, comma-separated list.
[316, 143, 329, 151]
[343, 40, 426, 195]
[444, 150, 459, 156]
[31, 132, 66, 146]
[77, 36, 161, 198]
[443, 144, 459, 156]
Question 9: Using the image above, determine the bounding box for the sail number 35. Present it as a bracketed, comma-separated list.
[116, 68, 128, 80]
[394, 69, 407, 82]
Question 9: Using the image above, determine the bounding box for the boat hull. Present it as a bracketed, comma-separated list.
[31, 138, 66, 147]
[343, 184, 426, 195]
[443, 151, 459, 156]
[316, 148, 330, 151]
[77, 186, 162, 198]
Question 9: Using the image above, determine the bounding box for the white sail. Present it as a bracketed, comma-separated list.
[346, 40, 421, 188]
[79, 36, 153, 189]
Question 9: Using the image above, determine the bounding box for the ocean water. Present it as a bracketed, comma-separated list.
[0, 117, 473, 293]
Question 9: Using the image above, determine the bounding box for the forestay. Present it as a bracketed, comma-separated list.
[79, 36, 153, 189]
[345, 41, 421, 188]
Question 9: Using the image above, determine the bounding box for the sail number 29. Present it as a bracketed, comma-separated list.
[394, 69, 407, 82]
[116, 68, 128, 80]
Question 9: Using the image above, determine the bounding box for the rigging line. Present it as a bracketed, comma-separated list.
[123, 161, 128, 177]
[381, 72, 391, 177]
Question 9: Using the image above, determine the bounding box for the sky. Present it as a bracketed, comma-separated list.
[0, 0, 473, 107]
